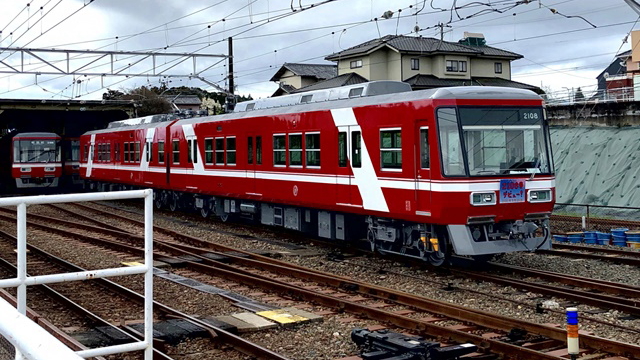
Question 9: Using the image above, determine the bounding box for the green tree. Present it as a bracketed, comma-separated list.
[103, 86, 172, 117]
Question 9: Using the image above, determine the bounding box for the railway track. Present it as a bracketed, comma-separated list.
[0, 210, 288, 360]
[4, 202, 639, 360]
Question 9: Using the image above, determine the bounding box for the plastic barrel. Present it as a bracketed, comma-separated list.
[583, 231, 597, 244]
[596, 232, 611, 246]
[567, 232, 583, 244]
[611, 228, 629, 237]
[553, 235, 569, 243]
[625, 231, 640, 248]
[612, 234, 627, 247]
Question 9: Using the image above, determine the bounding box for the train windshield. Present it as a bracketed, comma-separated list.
[13, 139, 61, 163]
[437, 107, 553, 177]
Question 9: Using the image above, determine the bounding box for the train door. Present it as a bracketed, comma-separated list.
[414, 121, 431, 216]
[246, 134, 258, 195]
[336, 125, 361, 206]
[186, 134, 196, 176]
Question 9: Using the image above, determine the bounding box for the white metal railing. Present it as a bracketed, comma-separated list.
[0, 190, 154, 360]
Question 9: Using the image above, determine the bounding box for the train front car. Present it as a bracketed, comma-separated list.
[430, 87, 554, 264]
[11, 132, 62, 190]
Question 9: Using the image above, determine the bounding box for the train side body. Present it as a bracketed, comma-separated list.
[80, 83, 555, 261]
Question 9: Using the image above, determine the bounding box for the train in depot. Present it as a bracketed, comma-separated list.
[79, 81, 556, 265]
[0, 131, 63, 192]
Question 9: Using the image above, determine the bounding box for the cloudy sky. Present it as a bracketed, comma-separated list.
[0, 0, 637, 101]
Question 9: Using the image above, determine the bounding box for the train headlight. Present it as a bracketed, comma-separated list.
[470, 192, 496, 206]
[528, 189, 552, 203]
[20, 167, 31, 172]
[45, 167, 55, 172]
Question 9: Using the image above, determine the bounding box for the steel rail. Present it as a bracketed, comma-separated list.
[0, 230, 168, 360]
[12, 206, 640, 359]
[485, 263, 640, 296]
[0, 218, 290, 360]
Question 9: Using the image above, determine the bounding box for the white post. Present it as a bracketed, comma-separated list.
[581, 216, 586, 230]
[15, 202, 27, 360]
[143, 190, 154, 360]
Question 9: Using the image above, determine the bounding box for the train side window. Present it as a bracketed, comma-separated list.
[273, 134, 286, 166]
[158, 141, 165, 163]
[248, 137, 254, 164]
[380, 128, 402, 170]
[215, 137, 224, 165]
[351, 131, 361, 168]
[204, 138, 213, 164]
[256, 136, 262, 165]
[187, 140, 193, 164]
[172, 140, 180, 164]
[135, 142, 141, 162]
[289, 134, 302, 166]
[115, 143, 120, 162]
[107, 144, 112, 162]
[124, 142, 130, 162]
[305, 133, 320, 167]
[226, 137, 236, 165]
[420, 128, 429, 168]
[338, 132, 347, 167]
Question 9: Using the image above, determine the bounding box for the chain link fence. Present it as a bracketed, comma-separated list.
[552, 202, 640, 233]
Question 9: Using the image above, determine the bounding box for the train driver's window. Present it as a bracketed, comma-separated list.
[172, 140, 180, 164]
[352, 131, 362, 168]
[338, 132, 347, 167]
[187, 140, 193, 163]
[420, 128, 429, 168]
[248, 137, 254, 164]
[83, 145, 88, 161]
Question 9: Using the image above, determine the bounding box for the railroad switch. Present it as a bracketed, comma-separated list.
[351, 329, 478, 360]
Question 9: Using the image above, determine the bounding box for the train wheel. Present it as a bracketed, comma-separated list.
[367, 228, 377, 252]
[200, 206, 210, 218]
[154, 191, 163, 209]
[168, 193, 179, 212]
[219, 213, 230, 222]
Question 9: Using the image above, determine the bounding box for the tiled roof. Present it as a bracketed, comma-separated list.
[162, 94, 202, 105]
[271, 84, 297, 97]
[290, 73, 369, 93]
[325, 35, 522, 60]
[270, 63, 337, 82]
[404, 74, 542, 94]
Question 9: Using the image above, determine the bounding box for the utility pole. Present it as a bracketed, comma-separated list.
[226, 37, 236, 112]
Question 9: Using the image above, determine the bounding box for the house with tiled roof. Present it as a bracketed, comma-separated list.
[270, 63, 337, 96]
[323, 33, 541, 93]
[161, 94, 202, 111]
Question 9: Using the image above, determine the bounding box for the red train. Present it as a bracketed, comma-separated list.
[0, 132, 62, 191]
[80, 81, 555, 265]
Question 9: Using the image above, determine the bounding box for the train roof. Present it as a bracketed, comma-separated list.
[84, 82, 543, 135]
[13, 132, 60, 139]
